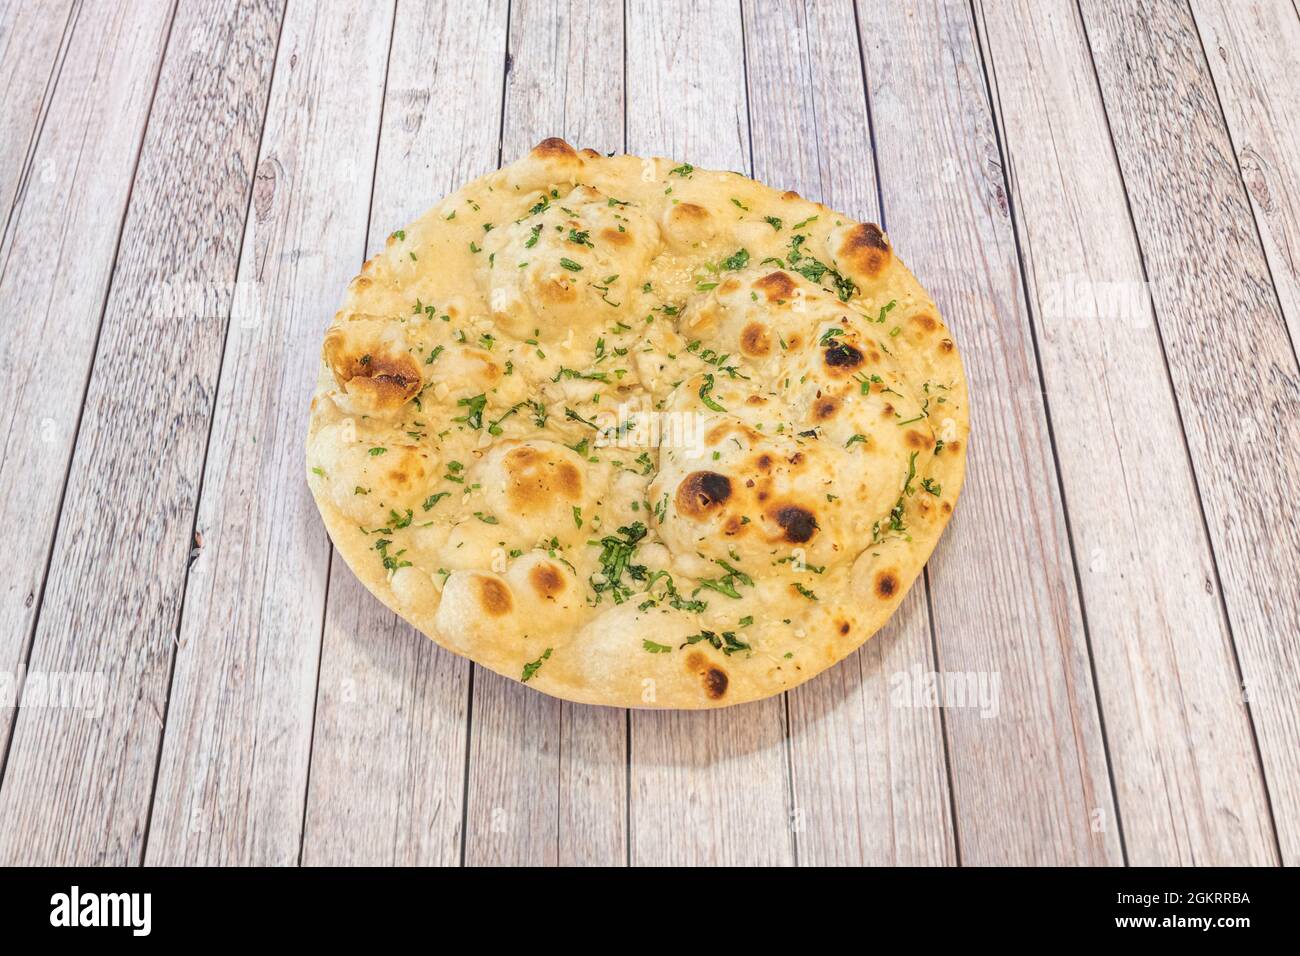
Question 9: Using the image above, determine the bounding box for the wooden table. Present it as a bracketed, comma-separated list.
[0, 0, 1295, 867]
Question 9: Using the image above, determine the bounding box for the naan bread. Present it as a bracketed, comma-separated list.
[306, 138, 969, 708]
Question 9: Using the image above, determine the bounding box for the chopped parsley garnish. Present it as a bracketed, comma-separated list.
[698, 373, 726, 412]
[875, 460, 916, 546]
[681, 630, 751, 656]
[564, 407, 599, 429]
[589, 522, 648, 604]
[856, 372, 883, 394]
[696, 559, 752, 599]
[553, 366, 610, 383]
[902, 451, 919, 496]
[643, 570, 707, 613]
[374, 537, 411, 572]
[642, 639, 672, 654]
[719, 248, 750, 271]
[521, 648, 552, 682]
[529, 400, 548, 428]
[787, 234, 857, 301]
[488, 401, 526, 436]
[558, 257, 583, 272]
[454, 393, 487, 429]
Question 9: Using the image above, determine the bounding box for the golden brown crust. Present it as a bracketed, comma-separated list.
[305, 138, 970, 708]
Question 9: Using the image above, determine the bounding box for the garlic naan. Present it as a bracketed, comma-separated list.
[306, 139, 969, 708]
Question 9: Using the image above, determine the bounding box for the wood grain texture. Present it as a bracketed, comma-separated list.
[625, 0, 794, 867]
[144, 0, 392, 865]
[1080, 0, 1300, 864]
[302, 587, 469, 865]
[974, 0, 1276, 864]
[1191, 0, 1300, 358]
[463, 0, 627, 867]
[0, 0, 75, 222]
[28, 0, 280, 863]
[741, 0, 955, 866]
[301, 0, 508, 867]
[0, 0, 176, 865]
[855, 0, 1121, 864]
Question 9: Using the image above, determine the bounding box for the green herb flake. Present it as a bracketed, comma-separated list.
[698, 373, 726, 412]
[720, 248, 750, 271]
[454, 393, 488, 430]
[588, 522, 648, 605]
[521, 648, 553, 682]
[791, 582, 818, 601]
[680, 629, 751, 656]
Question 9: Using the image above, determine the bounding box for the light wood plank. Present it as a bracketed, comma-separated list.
[1191, 0, 1300, 365]
[0, 0, 176, 864]
[301, 0, 508, 868]
[741, 0, 955, 866]
[973, 0, 1276, 864]
[854, 0, 1121, 864]
[463, 0, 627, 868]
[625, 0, 794, 867]
[1080, 0, 1300, 864]
[144, 0, 393, 865]
[0, 0, 75, 223]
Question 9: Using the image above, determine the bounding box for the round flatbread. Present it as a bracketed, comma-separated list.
[305, 138, 969, 708]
